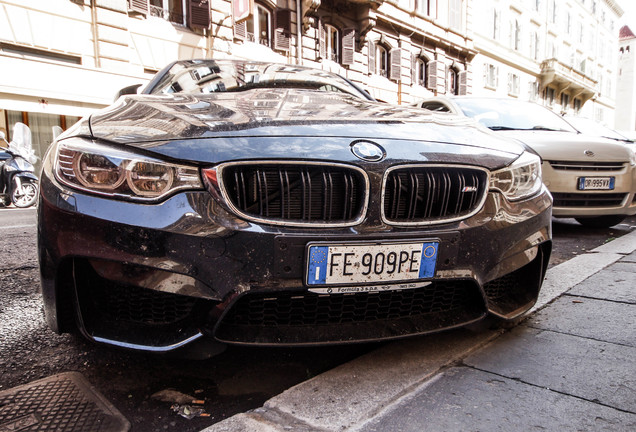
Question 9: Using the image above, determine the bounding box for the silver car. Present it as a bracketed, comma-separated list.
[417, 97, 636, 228]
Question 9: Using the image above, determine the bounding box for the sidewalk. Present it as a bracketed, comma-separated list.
[202, 230, 636, 432]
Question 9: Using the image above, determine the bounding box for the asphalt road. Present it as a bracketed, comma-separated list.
[0, 206, 634, 431]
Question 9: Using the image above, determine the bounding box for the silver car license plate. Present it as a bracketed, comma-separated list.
[578, 177, 615, 190]
[306, 241, 438, 286]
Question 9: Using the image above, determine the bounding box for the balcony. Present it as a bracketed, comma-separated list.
[540, 58, 597, 101]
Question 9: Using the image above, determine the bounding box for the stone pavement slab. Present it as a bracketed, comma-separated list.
[261, 329, 499, 431]
[357, 367, 636, 432]
[621, 251, 636, 263]
[464, 326, 636, 413]
[568, 261, 636, 303]
[527, 296, 636, 347]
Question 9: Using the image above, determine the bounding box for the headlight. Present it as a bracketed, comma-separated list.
[490, 151, 543, 201]
[54, 138, 203, 201]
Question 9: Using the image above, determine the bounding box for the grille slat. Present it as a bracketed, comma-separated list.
[552, 192, 626, 207]
[549, 161, 625, 172]
[222, 164, 366, 225]
[384, 166, 488, 224]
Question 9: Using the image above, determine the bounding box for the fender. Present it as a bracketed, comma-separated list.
[15, 172, 39, 182]
[11, 172, 38, 190]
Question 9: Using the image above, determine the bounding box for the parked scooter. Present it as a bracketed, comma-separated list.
[0, 123, 39, 208]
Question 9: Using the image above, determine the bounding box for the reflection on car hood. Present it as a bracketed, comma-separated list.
[85, 89, 523, 166]
[496, 130, 633, 162]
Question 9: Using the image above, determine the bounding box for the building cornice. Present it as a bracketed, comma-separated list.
[604, 0, 624, 17]
[375, 14, 477, 59]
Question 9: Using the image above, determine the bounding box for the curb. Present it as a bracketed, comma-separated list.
[200, 229, 636, 432]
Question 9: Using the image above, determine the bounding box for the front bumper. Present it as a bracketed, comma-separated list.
[543, 161, 636, 217]
[38, 168, 552, 351]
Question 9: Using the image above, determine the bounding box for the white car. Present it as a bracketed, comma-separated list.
[417, 97, 636, 228]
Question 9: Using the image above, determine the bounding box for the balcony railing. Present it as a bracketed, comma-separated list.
[540, 58, 597, 91]
[149, 5, 185, 26]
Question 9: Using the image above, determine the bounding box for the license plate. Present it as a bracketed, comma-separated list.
[306, 241, 438, 286]
[578, 177, 615, 190]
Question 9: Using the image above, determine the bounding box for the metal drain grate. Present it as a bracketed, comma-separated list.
[0, 372, 129, 432]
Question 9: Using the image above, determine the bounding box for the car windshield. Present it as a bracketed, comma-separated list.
[454, 98, 577, 133]
[145, 60, 372, 100]
[563, 116, 633, 142]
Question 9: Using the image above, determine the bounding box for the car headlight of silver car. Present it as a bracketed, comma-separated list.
[54, 138, 203, 201]
[490, 151, 543, 201]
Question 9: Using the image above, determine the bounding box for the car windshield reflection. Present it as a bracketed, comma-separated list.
[146, 60, 371, 100]
[454, 99, 577, 133]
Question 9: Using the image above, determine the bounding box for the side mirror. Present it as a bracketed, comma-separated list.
[115, 84, 142, 101]
[52, 126, 64, 140]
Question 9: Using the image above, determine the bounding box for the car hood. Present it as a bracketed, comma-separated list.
[82, 89, 524, 167]
[496, 130, 633, 162]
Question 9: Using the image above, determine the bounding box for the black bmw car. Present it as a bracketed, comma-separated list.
[38, 60, 552, 354]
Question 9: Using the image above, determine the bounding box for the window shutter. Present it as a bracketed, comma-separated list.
[427, 60, 438, 91]
[411, 54, 417, 84]
[342, 28, 355, 66]
[128, 0, 148, 15]
[389, 48, 401, 81]
[458, 70, 467, 95]
[274, 9, 291, 51]
[234, 20, 247, 40]
[317, 19, 326, 60]
[368, 40, 376, 74]
[188, 0, 210, 29]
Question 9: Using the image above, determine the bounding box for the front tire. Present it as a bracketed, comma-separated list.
[575, 215, 626, 228]
[11, 179, 38, 208]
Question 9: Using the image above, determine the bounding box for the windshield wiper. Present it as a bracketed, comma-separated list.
[488, 126, 522, 131]
[530, 126, 567, 132]
[488, 125, 567, 132]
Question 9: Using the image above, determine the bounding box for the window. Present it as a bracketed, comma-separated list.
[247, 5, 271, 46]
[234, 3, 291, 52]
[325, 24, 339, 62]
[484, 64, 498, 89]
[508, 73, 520, 96]
[4, 110, 79, 173]
[414, 57, 427, 87]
[368, 40, 401, 81]
[448, 0, 462, 30]
[448, 68, 459, 95]
[545, 86, 556, 106]
[560, 92, 570, 112]
[376, 45, 389, 78]
[513, 20, 521, 51]
[529, 81, 540, 102]
[549, 0, 557, 24]
[530, 31, 540, 60]
[492, 9, 500, 40]
[150, 0, 184, 25]
[416, 0, 434, 17]
[147, 0, 209, 28]
[574, 98, 582, 114]
[532, 0, 540, 12]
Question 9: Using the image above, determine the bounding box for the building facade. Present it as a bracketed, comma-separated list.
[471, 0, 623, 126]
[616, 25, 636, 132]
[0, 0, 626, 166]
[1, 0, 477, 165]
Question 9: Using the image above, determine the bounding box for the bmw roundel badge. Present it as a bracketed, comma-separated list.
[351, 140, 386, 162]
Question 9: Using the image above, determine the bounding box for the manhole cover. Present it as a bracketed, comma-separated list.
[0, 372, 129, 432]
